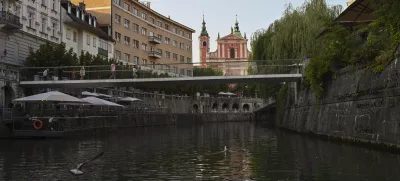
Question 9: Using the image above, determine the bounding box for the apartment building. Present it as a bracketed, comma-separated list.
[71, 0, 195, 77]
[0, 0, 62, 108]
[60, 1, 114, 58]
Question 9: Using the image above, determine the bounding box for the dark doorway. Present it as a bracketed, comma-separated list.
[230, 48, 235, 58]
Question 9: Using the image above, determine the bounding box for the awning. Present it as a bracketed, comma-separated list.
[14, 91, 86, 103]
[81, 97, 124, 107]
[82, 91, 100, 97]
[334, 0, 377, 23]
[117, 97, 143, 102]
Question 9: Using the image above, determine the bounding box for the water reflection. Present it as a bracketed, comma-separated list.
[0, 122, 399, 180]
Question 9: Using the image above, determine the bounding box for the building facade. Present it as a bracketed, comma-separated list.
[60, 1, 114, 58]
[0, 0, 62, 108]
[199, 16, 251, 76]
[71, 0, 195, 77]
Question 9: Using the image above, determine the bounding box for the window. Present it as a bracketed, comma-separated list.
[157, 34, 162, 40]
[93, 37, 96, 47]
[124, 53, 130, 62]
[123, 2, 130, 11]
[173, 67, 178, 74]
[149, 17, 155, 24]
[142, 59, 147, 66]
[179, 30, 184, 36]
[166, 65, 171, 72]
[124, 19, 130, 28]
[230, 48, 235, 58]
[141, 12, 146, 20]
[115, 50, 121, 60]
[113, 0, 121, 6]
[165, 51, 171, 59]
[115, 32, 121, 42]
[149, 31, 153, 37]
[28, 12, 35, 28]
[186, 33, 191, 39]
[164, 37, 170, 44]
[172, 27, 176, 33]
[187, 70, 192, 76]
[180, 69, 184, 75]
[186, 45, 191, 51]
[133, 7, 138, 15]
[66, 29, 71, 39]
[52, 22, 56, 37]
[157, 20, 162, 27]
[180, 43, 184, 50]
[108, 43, 112, 53]
[87, 35, 91, 45]
[141, 43, 147, 51]
[173, 53, 178, 60]
[133, 23, 139, 32]
[99, 39, 108, 50]
[133, 39, 139, 48]
[115, 14, 121, 24]
[187, 57, 192, 63]
[141, 27, 146, 35]
[73, 31, 77, 42]
[180, 55, 184, 62]
[203, 41, 207, 46]
[150, 61, 155, 69]
[41, 17, 47, 33]
[124, 36, 130, 46]
[52, 0, 56, 10]
[164, 24, 169, 30]
[134, 56, 139, 65]
[172, 40, 177, 47]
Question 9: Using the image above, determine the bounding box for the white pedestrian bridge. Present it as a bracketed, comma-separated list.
[19, 74, 303, 88]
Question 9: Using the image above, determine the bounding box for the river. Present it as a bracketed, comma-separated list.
[0, 122, 399, 181]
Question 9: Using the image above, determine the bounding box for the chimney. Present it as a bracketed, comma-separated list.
[79, 2, 86, 11]
[146, 2, 151, 8]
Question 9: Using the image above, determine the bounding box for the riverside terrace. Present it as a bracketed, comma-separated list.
[19, 60, 304, 88]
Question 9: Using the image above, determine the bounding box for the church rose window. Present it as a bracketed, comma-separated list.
[203, 41, 207, 46]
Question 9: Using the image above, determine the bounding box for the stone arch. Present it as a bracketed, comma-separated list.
[3, 84, 15, 108]
[192, 104, 199, 113]
[222, 103, 229, 112]
[202, 41, 207, 47]
[243, 104, 250, 112]
[232, 103, 239, 112]
[212, 102, 218, 112]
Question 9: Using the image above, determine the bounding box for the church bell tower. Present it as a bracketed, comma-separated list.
[199, 15, 210, 67]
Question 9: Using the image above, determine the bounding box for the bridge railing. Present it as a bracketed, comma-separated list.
[19, 63, 303, 81]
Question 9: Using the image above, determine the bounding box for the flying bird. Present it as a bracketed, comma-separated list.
[63, 151, 104, 175]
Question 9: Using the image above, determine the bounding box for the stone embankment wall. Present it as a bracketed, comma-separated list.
[281, 59, 400, 147]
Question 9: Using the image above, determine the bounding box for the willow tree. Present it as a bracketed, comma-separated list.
[249, 0, 343, 99]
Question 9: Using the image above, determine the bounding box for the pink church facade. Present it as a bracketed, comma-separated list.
[198, 16, 251, 76]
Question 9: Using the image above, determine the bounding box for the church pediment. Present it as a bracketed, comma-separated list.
[219, 34, 245, 40]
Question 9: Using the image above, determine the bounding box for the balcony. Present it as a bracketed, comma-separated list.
[0, 11, 22, 29]
[148, 36, 161, 44]
[98, 47, 108, 58]
[148, 51, 162, 59]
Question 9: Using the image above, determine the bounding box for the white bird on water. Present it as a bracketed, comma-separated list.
[224, 146, 228, 152]
[63, 151, 104, 175]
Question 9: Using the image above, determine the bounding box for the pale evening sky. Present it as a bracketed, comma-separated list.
[146, 0, 348, 63]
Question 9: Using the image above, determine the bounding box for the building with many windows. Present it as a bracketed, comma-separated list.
[0, 0, 62, 108]
[71, 0, 195, 77]
[60, 1, 114, 58]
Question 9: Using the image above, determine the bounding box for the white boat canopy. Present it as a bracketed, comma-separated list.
[82, 96, 124, 107]
[118, 97, 143, 102]
[81, 91, 99, 97]
[14, 91, 86, 103]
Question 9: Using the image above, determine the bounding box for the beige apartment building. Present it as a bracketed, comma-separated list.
[71, 0, 195, 77]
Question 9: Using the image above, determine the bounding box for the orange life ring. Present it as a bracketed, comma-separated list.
[33, 120, 43, 130]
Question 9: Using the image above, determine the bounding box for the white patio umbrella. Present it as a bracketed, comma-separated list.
[97, 93, 112, 98]
[118, 97, 143, 102]
[14, 91, 86, 103]
[82, 97, 124, 107]
[82, 91, 99, 97]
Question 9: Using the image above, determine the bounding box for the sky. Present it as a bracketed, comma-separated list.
[147, 0, 348, 63]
